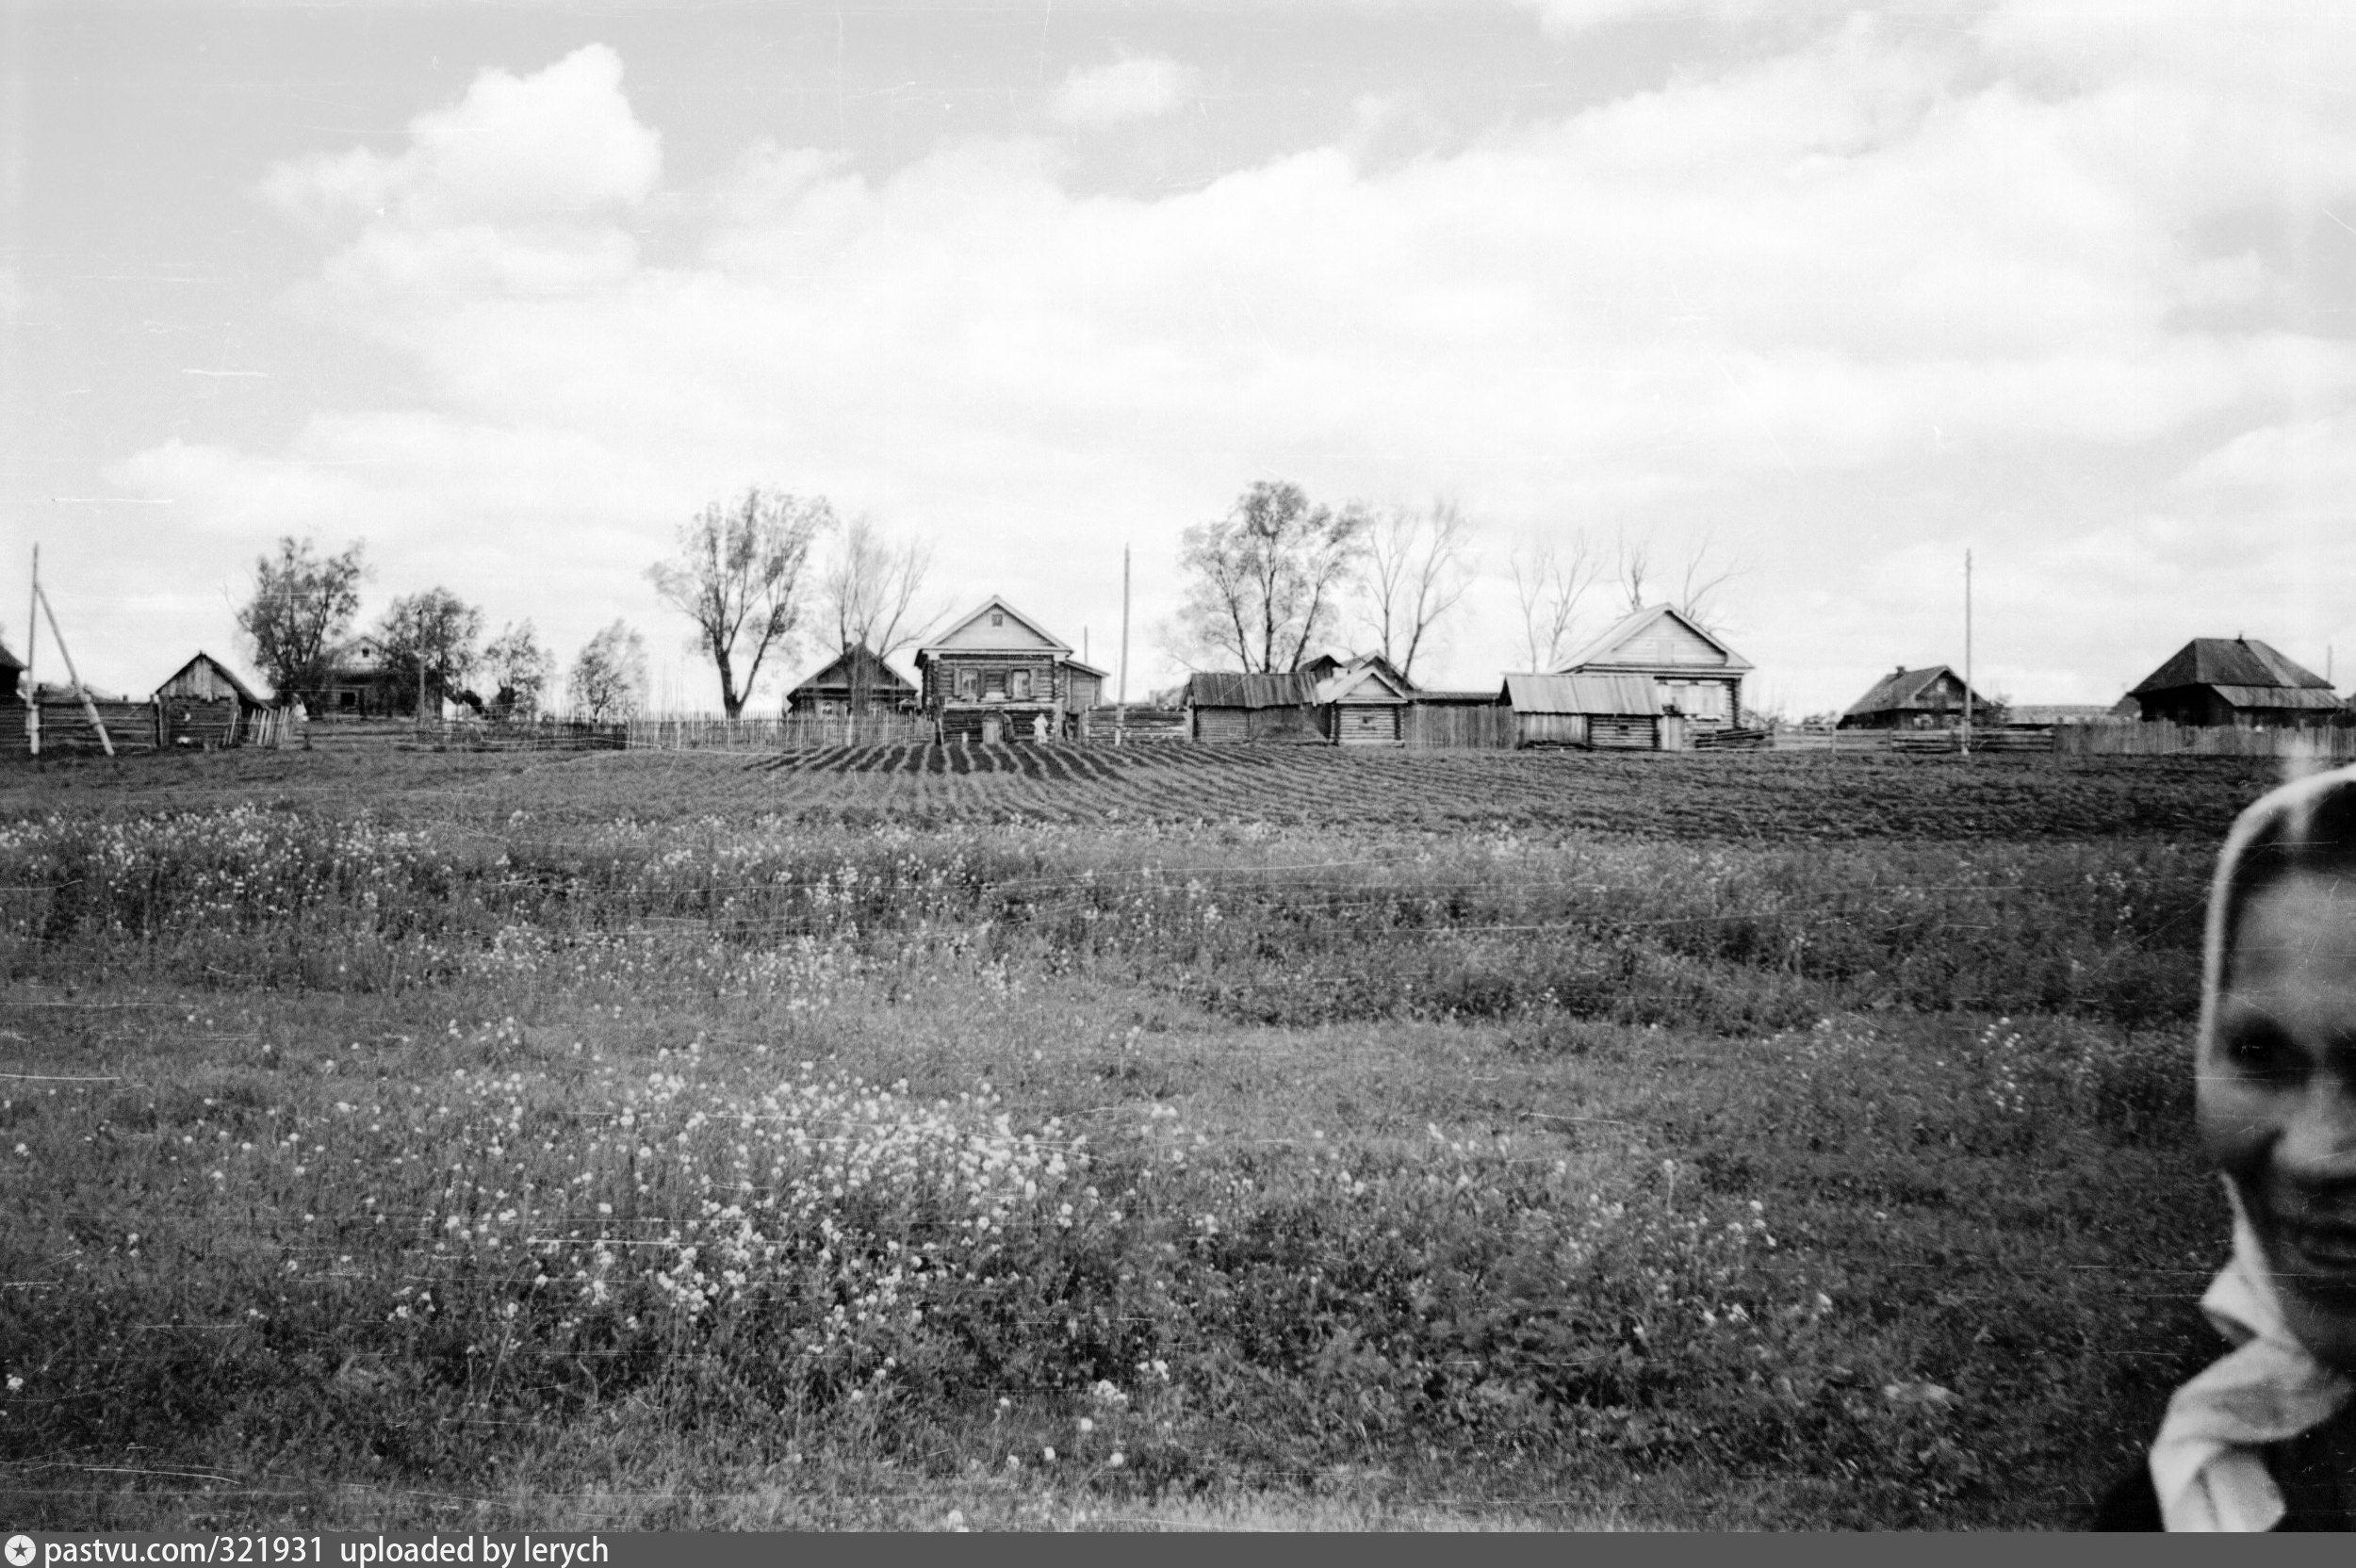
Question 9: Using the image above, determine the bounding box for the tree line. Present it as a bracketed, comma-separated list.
[232, 481, 1734, 720]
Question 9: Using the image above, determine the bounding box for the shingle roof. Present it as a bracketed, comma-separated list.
[1501, 673, 1661, 716]
[2129, 637, 2331, 696]
[1842, 664, 1994, 718]
[1185, 671, 1320, 710]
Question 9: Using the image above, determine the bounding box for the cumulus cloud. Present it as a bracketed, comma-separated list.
[1050, 55, 1196, 126]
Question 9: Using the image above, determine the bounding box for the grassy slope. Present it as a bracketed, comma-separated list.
[0, 745, 2282, 1530]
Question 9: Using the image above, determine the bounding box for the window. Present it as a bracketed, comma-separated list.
[1010, 669, 1032, 700]
[990, 611, 1004, 627]
[984, 670, 1006, 700]
[956, 669, 977, 700]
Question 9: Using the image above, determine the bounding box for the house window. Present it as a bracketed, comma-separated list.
[990, 611, 1004, 628]
[1010, 669, 1032, 701]
[984, 670, 1006, 700]
[956, 669, 977, 701]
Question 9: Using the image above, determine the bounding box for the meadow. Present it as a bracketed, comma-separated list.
[0, 744, 2282, 1529]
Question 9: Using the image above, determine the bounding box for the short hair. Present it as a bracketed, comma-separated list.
[2208, 764, 2356, 1004]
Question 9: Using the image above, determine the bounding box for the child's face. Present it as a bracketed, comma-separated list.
[2201, 869, 2356, 1368]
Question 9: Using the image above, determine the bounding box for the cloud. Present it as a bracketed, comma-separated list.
[1050, 55, 1196, 127]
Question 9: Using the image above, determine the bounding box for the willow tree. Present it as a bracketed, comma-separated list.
[1171, 481, 1366, 673]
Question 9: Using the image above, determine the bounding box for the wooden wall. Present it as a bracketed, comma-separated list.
[1, 699, 163, 758]
[161, 697, 247, 749]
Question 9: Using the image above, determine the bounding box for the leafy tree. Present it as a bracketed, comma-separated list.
[648, 488, 835, 718]
[482, 620, 553, 719]
[1171, 481, 1366, 673]
[234, 536, 368, 706]
[377, 587, 485, 713]
[569, 620, 647, 724]
[1357, 497, 1474, 684]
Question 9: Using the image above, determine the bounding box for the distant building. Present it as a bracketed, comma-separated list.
[1557, 604, 1751, 733]
[1312, 656, 1415, 745]
[1839, 665, 2004, 730]
[783, 644, 918, 717]
[154, 651, 268, 747]
[319, 635, 404, 717]
[1184, 671, 1326, 743]
[2125, 637, 2345, 727]
[1500, 672, 1665, 748]
[914, 596, 1099, 742]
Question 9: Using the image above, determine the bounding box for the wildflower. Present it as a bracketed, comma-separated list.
[6, 1376, 21, 1393]
[1108, 1452, 1124, 1468]
[1041, 1446, 1056, 1462]
[1078, 1417, 1094, 1434]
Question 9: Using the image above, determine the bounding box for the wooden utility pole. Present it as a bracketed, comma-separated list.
[1117, 546, 1131, 745]
[33, 562, 113, 757]
[1961, 547, 1973, 757]
[24, 546, 39, 757]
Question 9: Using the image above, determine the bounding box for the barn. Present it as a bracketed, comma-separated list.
[1184, 672, 1326, 743]
[1500, 673, 1665, 749]
[1558, 604, 1750, 734]
[155, 652, 269, 747]
[783, 644, 918, 717]
[1838, 665, 2002, 730]
[2126, 637, 2345, 727]
[1314, 656, 1414, 745]
[915, 596, 1097, 743]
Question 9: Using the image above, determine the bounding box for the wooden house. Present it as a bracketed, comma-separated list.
[1838, 665, 2003, 730]
[2126, 637, 2346, 727]
[914, 596, 1097, 743]
[319, 635, 404, 717]
[783, 644, 918, 717]
[155, 652, 268, 748]
[1184, 671, 1326, 743]
[1501, 673, 1665, 749]
[1312, 656, 1414, 744]
[1557, 604, 1750, 733]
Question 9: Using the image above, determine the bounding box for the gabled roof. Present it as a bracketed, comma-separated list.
[1313, 657, 1414, 705]
[1185, 671, 1320, 710]
[786, 644, 916, 696]
[1061, 658, 1109, 678]
[1558, 603, 1753, 675]
[2129, 637, 2332, 696]
[1501, 673, 1661, 716]
[154, 651, 265, 707]
[916, 596, 1072, 659]
[1842, 664, 1994, 718]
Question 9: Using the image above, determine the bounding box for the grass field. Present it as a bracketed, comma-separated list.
[0, 744, 2283, 1530]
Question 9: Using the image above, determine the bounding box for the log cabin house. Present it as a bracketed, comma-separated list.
[1184, 671, 1327, 743]
[155, 651, 269, 747]
[1558, 604, 1750, 735]
[783, 644, 919, 717]
[1838, 665, 2003, 729]
[2125, 637, 2347, 727]
[1500, 672, 1666, 748]
[1313, 655, 1414, 744]
[914, 596, 1100, 742]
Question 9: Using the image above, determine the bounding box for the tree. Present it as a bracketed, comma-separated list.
[378, 587, 484, 714]
[1171, 481, 1366, 673]
[1614, 525, 1742, 631]
[819, 515, 941, 712]
[234, 536, 368, 706]
[482, 620, 553, 719]
[569, 621, 646, 724]
[648, 488, 835, 718]
[1357, 497, 1474, 684]
[1509, 528, 1603, 671]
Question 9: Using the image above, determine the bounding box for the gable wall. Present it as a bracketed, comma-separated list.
[1601, 618, 1727, 669]
[930, 605, 1064, 653]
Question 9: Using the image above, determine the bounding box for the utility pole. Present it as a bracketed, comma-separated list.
[1117, 546, 1131, 746]
[33, 561, 113, 757]
[1961, 547, 1973, 757]
[24, 546, 39, 757]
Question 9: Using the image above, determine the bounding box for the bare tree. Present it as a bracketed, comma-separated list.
[648, 487, 836, 718]
[234, 536, 369, 707]
[1613, 525, 1742, 631]
[820, 515, 941, 712]
[1170, 480, 1366, 673]
[569, 620, 647, 725]
[1509, 529, 1602, 671]
[1356, 498, 1474, 684]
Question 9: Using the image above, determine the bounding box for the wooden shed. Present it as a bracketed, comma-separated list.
[1313, 657, 1414, 744]
[1184, 671, 1326, 743]
[1501, 673, 1664, 749]
[1558, 604, 1750, 734]
[1838, 665, 2002, 730]
[2126, 637, 2346, 727]
[784, 644, 918, 717]
[155, 652, 269, 747]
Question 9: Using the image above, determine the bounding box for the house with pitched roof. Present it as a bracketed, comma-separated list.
[1838, 664, 2003, 730]
[155, 651, 269, 747]
[783, 644, 918, 717]
[1557, 604, 1752, 736]
[914, 596, 1100, 742]
[2126, 637, 2345, 727]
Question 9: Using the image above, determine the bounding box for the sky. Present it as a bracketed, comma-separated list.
[3, 0, 2353, 718]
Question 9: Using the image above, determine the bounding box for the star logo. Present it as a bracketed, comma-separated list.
[5, 1534, 36, 1567]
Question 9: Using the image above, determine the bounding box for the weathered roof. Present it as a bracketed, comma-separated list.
[1185, 671, 1320, 710]
[916, 595, 1072, 659]
[1412, 690, 1499, 706]
[787, 644, 916, 696]
[1061, 658, 1110, 678]
[1501, 673, 1661, 716]
[1313, 658, 1414, 705]
[2129, 637, 2332, 696]
[154, 651, 265, 707]
[1559, 603, 1754, 676]
[1842, 664, 1995, 718]
[2206, 684, 2347, 711]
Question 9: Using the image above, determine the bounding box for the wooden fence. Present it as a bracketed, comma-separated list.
[1, 698, 164, 758]
[2053, 722, 2356, 760]
[1402, 704, 1515, 749]
[624, 714, 936, 751]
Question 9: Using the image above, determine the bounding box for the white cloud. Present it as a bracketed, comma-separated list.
[1050, 55, 1196, 127]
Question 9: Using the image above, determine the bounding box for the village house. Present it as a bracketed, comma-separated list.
[1313, 655, 1415, 744]
[1557, 604, 1751, 735]
[783, 644, 918, 717]
[1838, 665, 2004, 730]
[1500, 672, 1666, 749]
[154, 651, 268, 748]
[1183, 671, 1326, 743]
[2125, 637, 2347, 727]
[913, 596, 1101, 742]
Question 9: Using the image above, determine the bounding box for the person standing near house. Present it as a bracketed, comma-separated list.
[1032, 710, 1050, 743]
[2101, 764, 2356, 1528]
